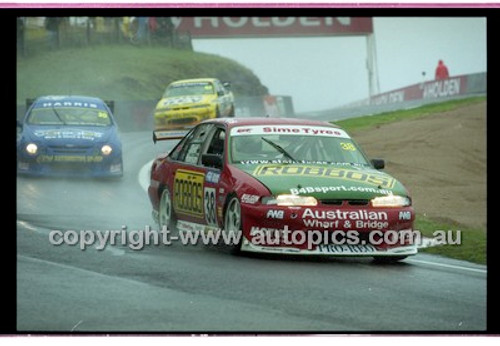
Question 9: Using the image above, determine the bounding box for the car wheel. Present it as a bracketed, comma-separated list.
[159, 187, 176, 234]
[372, 256, 408, 264]
[223, 196, 242, 254]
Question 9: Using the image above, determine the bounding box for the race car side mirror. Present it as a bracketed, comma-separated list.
[202, 154, 223, 169]
[371, 158, 385, 170]
[17, 120, 23, 142]
[104, 100, 115, 113]
[25, 98, 35, 110]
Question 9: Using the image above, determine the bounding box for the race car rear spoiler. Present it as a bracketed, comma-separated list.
[153, 129, 190, 143]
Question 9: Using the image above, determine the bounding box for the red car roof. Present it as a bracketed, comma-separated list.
[205, 117, 342, 130]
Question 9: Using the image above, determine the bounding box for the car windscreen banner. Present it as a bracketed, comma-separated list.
[230, 125, 350, 138]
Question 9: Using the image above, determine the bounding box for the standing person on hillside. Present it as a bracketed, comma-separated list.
[136, 17, 149, 43]
[435, 59, 450, 80]
[156, 17, 175, 47]
[45, 17, 61, 49]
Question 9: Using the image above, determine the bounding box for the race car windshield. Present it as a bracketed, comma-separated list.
[164, 83, 215, 97]
[27, 107, 112, 127]
[231, 134, 370, 166]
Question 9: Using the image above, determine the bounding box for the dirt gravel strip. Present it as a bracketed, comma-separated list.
[350, 101, 486, 229]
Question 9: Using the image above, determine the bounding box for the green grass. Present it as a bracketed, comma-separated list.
[414, 215, 486, 264]
[335, 96, 486, 132]
[17, 45, 268, 105]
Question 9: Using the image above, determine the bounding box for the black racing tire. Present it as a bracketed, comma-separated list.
[158, 186, 177, 235]
[223, 195, 243, 254]
[372, 256, 408, 264]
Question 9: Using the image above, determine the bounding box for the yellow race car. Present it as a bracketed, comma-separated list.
[154, 78, 235, 130]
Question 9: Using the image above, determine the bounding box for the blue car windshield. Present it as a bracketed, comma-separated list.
[27, 107, 112, 126]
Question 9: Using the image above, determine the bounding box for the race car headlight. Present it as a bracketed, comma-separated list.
[371, 195, 411, 207]
[262, 194, 318, 206]
[101, 145, 113, 156]
[190, 104, 210, 109]
[26, 143, 38, 155]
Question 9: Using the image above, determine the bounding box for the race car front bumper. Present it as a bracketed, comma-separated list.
[239, 202, 418, 257]
[154, 107, 214, 129]
[17, 153, 123, 177]
[240, 239, 418, 257]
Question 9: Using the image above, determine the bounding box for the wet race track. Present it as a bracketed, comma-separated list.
[16, 131, 486, 332]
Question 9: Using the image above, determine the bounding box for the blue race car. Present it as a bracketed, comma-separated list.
[17, 95, 123, 178]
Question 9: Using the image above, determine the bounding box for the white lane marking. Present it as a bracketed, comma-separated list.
[18, 254, 147, 286]
[406, 258, 487, 274]
[418, 237, 446, 249]
[71, 320, 84, 331]
[17, 220, 126, 256]
[17, 220, 38, 232]
[99, 244, 126, 256]
[138, 159, 154, 193]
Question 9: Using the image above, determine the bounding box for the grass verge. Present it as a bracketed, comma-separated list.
[17, 45, 268, 105]
[414, 215, 486, 265]
[335, 96, 486, 132]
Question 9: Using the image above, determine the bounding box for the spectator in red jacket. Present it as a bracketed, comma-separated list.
[435, 59, 450, 80]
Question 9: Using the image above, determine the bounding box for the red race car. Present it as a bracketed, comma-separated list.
[148, 118, 418, 261]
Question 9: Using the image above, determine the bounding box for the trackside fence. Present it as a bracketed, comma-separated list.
[299, 72, 486, 121]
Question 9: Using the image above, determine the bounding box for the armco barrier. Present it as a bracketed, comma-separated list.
[299, 72, 486, 121]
